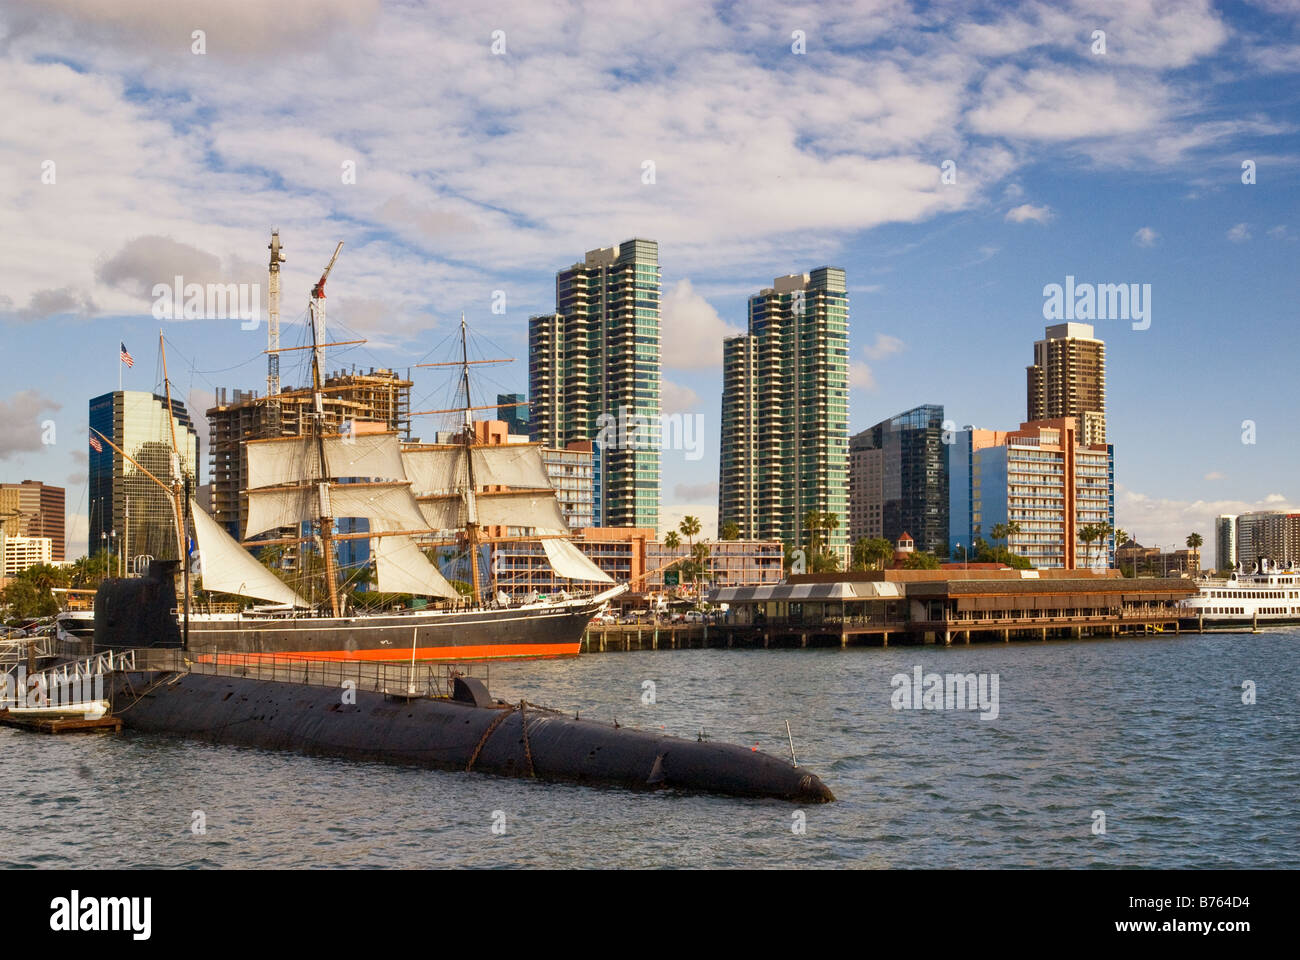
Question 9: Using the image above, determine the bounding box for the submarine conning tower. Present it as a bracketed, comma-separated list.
[94, 559, 182, 651]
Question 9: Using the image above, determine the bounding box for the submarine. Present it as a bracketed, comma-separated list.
[93, 563, 835, 804]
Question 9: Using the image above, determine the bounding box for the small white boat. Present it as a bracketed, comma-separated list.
[4, 699, 111, 720]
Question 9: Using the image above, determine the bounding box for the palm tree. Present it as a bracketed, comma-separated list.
[663, 531, 680, 551]
[1005, 521, 1022, 560]
[821, 512, 840, 561]
[1186, 532, 1203, 573]
[1078, 524, 1098, 570]
[678, 516, 701, 600]
[1092, 522, 1114, 569]
[991, 522, 1008, 558]
[803, 510, 824, 555]
[691, 540, 711, 595]
[720, 521, 740, 541]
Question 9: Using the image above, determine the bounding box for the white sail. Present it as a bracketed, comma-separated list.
[248, 434, 406, 488]
[328, 483, 429, 530]
[418, 496, 465, 532]
[475, 490, 569, 533]
[371, 521, 460, 599]
[472, 444, 552, 489]
[245, 482, 427, 538]
[191, 500, 309, 607]
[245, 487, 316, 537]
[401, 446, 465, 495]
[542, 536, 614, 583]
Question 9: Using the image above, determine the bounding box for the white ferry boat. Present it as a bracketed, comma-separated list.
[1178, 561, 1300, 629]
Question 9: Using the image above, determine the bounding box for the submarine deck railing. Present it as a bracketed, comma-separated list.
[127, 648, 490, 700]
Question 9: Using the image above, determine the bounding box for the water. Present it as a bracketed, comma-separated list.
[2, 630, 1296, 868]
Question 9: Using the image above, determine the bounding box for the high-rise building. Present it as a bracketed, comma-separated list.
[1234, 511, 1300, 568]
[849, 405, 948, 554]
[528, 238, 661, 529]
[950, 417, 1114, 569]
[497, 393, 529, 436]
[0, 481, 65, 560]
[89, 391, 200, 564]
[719, 267, 849, 558]
[1027, 322, 1107, 446]
[1215, 514, 1237, 570]
[2, 536, 52, 577]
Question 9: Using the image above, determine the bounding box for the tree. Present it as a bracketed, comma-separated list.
[69, 551, 113, 589]
[1005, 520, 1023, 557]
[1186, 532, 1203, 572]
[990, 523, 1008, 557]
[1079, 524, 1099, 569]
[678, 516, 701, 597]
[902, 551, 941, 570]
[803, 510, 824, 555]
[2, 579, 59, 621]
[720, 521, 740, 541]
[691, 540, 711, 598]
[663, 531, 680, 551]
[1091, 522, 1114, 569]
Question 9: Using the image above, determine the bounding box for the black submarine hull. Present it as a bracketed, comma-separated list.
[106, 671, 835, 803]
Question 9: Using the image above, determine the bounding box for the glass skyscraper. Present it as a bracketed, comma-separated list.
[719, 267, 849, 558]
[850, 405, 949, 554]
[89, 391, 199, 565]
[528, 239, 661, 530]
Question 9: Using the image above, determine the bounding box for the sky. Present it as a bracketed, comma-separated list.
[1, 0, 1298, 567]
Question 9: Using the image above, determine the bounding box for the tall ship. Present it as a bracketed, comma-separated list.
[71, 239, 625, 660]
[1177, 560, 1300, 630]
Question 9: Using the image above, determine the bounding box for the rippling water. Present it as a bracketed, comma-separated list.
[2, 630, 1296, 868]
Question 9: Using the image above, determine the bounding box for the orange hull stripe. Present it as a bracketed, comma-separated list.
[199, 642, 580, 664]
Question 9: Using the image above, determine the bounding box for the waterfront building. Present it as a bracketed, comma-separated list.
[1, 535, 53, 577]
[88, 390, 199, 564]
[497, 393, 528, 435]
[718, 267, 849, 559]
[848, 405, 948, 553]
[542, 440, 595, 532]
[1116, 541, 1200, 576]
[206, 369, 412, 576]
[949, 417, 1114, 570]
[492, 527, 782, 599]
[0, 481, 65, 561]
[528, 238, 661, 529]
[1027, 322, 1106, 446]
[1215, 515, 1237, 570]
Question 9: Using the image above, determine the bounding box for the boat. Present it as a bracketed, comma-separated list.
[1177, 560, 1300, 630]
[3, 700, 110, 720]
[84, 241, 626, 661]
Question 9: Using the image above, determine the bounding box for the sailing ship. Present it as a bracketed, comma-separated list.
[73, 240, 626, 660]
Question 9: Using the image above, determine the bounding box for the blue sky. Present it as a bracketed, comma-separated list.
[1, 0, 1298, 565]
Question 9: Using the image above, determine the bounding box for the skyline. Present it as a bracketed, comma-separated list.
[3, 0, 1300, 565]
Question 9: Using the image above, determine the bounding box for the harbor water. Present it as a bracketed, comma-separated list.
[2, 630, 1296, 868]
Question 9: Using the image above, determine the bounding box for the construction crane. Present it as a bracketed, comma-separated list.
[266, 229, 286, 399]
[310, 241, 343, 399]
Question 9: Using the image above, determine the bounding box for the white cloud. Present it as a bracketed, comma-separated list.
[862, 333, 905, 360]
[660, 280, 744, 371]
[1203, 471, 1225, 481]
[1005, 203, 1054, 224]
[1268, 225, 1288, 239]
[660, 380, 701, 416]
[0, 390, 61, 459]
[1118, 486, 1300, 568]
[1133, 226, 1160, 247]
[1227, 223, 1252, 242]
[658, 503, 717, 542]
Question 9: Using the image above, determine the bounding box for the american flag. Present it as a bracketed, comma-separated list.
[120, 342, 134, 368]
[88, 432, 103, 453]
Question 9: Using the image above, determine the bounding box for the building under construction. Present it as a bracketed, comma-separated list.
[206, 368, 413, 541]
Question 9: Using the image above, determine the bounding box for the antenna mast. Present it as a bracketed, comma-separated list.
[460, 314, 482, 606]
[310, 242, 344, 618]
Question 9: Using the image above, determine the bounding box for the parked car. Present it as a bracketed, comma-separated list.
[684, 610, 706, 624]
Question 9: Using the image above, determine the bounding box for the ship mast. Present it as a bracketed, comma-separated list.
[310, 242, 344, 618]
[460, 313, 483, 606]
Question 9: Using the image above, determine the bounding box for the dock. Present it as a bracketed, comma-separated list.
[0, 709, 123, 734]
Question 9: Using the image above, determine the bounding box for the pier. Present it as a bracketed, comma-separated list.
[586, 569, 1198, 652]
